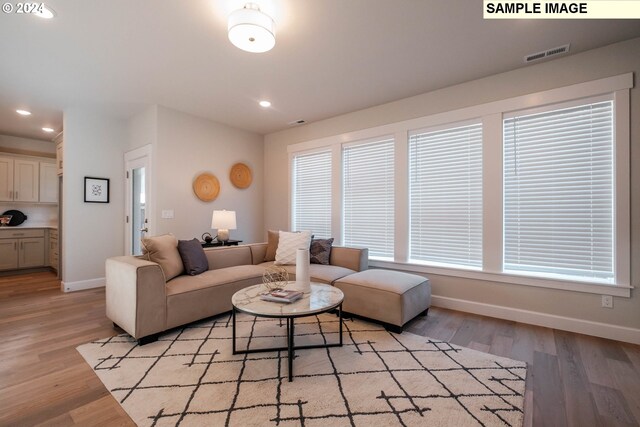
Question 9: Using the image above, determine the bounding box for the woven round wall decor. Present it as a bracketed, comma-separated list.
[230, 163, 252, 189]
[193, 173, 220, 202]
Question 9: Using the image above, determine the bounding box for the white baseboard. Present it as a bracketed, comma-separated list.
[61, 277, 105, 292]
[431, 295, 640, 345]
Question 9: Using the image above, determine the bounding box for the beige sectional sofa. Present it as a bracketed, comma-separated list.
[106, 243, 368, 344]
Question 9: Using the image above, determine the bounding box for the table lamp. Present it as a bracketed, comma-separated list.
[212, 210, 237, 242]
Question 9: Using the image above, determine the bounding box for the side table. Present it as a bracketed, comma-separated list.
[201, 239, 242, 248]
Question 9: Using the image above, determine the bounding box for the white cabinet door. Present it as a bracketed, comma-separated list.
[14, 159, 39, 202]
[19, 237, 45, 268]
[39, 162, 58, 203]
[55, 133, 63, 176]
[0, 239, 19, 270]
[0, 157, 14, 202]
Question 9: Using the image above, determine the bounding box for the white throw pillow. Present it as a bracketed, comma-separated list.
[274, 230, 312, 265]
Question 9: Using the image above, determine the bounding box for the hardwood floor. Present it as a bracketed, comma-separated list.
[1, 271, 639, 426]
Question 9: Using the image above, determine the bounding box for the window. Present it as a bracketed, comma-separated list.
[287, 74, 631, 295]
[503, 100, 614, 282]
[343, 137, 394, 258]
[291, 150, 332, 238]
[409, 123, 483, 268]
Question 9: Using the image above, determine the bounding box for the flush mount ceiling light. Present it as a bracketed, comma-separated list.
[16, 109, 32, 116]
[259, 100, 271, 108]
[42, 127, 55, 133]
[228, 3, 275, 53]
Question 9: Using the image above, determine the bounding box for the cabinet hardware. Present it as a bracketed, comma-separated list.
[15, 191, 18, 199]
[140, 227, 149, 233]
[14, 242, 16, 250]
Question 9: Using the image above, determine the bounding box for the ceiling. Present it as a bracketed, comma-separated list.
[1, 0, 639, 141]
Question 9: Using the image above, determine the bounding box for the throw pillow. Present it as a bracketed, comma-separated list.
[264, 229, 280, 262]
[310, 238, 334, 265]
[177, 239, 209, 275]
[141, 234, 184, 281]
[274, 230, 312, 265]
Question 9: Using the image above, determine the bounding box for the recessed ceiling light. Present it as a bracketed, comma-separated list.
[259, 100, 271, 108]
[42, 127, 55, 133]
[34, 5, 55, 19]
[16, 109, 31, 116]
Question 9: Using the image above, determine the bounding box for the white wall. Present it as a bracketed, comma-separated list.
[60, 105, 264, 291]
[263, 37, 640, 338]
[127, 106, 158, 152]
[154, 106, 264, 243]
[62, 108, 127, 290]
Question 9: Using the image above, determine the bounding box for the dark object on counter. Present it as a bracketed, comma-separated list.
[201, 232, 214, 244]
[2, 210, 27, 226]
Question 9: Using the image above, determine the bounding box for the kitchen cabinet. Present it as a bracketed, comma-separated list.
[0, 239, 19, 270]
[0, 229, 46, 271]
[39, 162, 57, 203]
[55, 132, 63, 176]
[49, 228, 58, 270]
[0, 156, 39, 202]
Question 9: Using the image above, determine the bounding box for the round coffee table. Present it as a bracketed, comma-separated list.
[231, 282, 344, 382]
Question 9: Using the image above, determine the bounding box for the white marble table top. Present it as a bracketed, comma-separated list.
[232, 282, 344, 317]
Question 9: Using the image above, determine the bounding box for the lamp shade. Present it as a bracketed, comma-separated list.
[228, 3, 275, 53]
[211, 210, 237, 230]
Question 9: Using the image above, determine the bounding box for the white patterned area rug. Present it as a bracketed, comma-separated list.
[77, 313, 527, 427]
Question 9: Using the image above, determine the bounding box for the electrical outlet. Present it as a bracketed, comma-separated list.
[161, 210, 174, 219]
[601, 295, 613, 308]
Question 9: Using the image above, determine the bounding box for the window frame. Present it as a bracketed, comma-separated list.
[501, 94, 616, 284]
[289, 148, 334, 239]
[341, 135, 396, 260]
[407, 119, 484, 270]
[287, 73, 632, 297]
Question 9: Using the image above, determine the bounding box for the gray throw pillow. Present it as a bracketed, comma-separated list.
[177, 239, 209, 275]
[310, 238, 334, 265]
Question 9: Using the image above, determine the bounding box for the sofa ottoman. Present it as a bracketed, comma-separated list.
[334, 269, 431, 333]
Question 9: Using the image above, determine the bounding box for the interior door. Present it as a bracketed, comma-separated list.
[125, 146, 152, 256]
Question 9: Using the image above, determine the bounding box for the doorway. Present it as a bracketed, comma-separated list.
[125, 145, 152, 255]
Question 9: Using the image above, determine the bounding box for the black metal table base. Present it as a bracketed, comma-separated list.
[232, 304, 343, 382]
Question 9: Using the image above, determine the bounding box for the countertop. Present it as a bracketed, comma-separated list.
[0, 224, 58, 230]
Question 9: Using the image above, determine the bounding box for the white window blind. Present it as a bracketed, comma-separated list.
[292, 150, 332, 238]
[409, 123, 483, 267]
[343, 138, 395, 258]
[503, 101, 614, 282]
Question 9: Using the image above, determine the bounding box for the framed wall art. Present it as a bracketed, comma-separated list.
[84, 177, 110, 203]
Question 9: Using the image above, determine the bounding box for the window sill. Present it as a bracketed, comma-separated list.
[369, 260, 633, 298]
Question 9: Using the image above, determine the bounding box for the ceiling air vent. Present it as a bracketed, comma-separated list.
[524, 44, 570, 63]
[288, 119, 306, 126]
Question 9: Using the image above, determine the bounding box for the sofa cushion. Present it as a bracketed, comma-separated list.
[264, 230, 279, 262]
[142, 234, 184, 281]
[166, 265, 266, 296]
[260, 261, 355, 285]
[205, 246, 252, 270]
[165, 265, 266, 330]
[310, 238, 333, 265]
[275, 230, 312, 265]
[177, 239, 209, 275]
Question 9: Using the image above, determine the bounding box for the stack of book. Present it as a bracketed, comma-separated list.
[260, 289, 303, 303]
